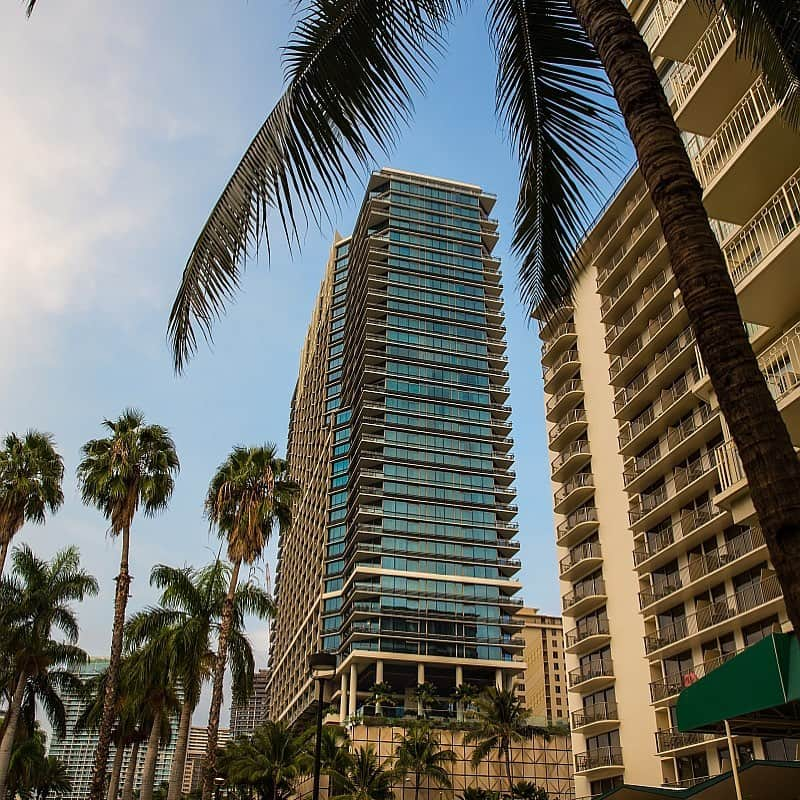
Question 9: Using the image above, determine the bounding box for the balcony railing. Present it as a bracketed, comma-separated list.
[546, 379, 583, 415]
[560, 540, 602, 577]
[563, 577, 606, 612]
[569, 658, 614, 688]
[598, 208, 660, 286]
[725, 168, 800, 286]
[638, 525, 764, 609]
[543, 348, 580, 385]
[555, 472, 595, 505]
[656, 726, 719, 753]
[694, 78, 775, 188]
[644, 573, 782, 654]
[572, 701, 619, 729]
[649, 649, 740, 702]
[593, 184, 650, 265]
[574, 746, 623, 772]
[601, 236, 666, 318]
[549, 408, 588, 446]
[557, 506, 599, 540]
[604, 268, 669, 348]
[758, 322, 800, 403]
[541, 322, 576, 360]
[551, 440, 591, 475]
[565, 616, 610, 649]
[715, 439, 746, 492]
[669, 13, 734, 109]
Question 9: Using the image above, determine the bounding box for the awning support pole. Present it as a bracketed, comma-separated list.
[724, 718, 743, 800]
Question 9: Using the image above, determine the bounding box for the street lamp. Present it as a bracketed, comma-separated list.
[309, 652, 337, 800]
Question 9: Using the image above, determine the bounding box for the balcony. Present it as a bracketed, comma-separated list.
[562, 577, 607, 616]
[551, 439, 591, 482]
[638, 524, 766, 614]
[593, 183, 650, 276]
[649, 649, 740, 704]
[548, 408, 589, 452]
[595, 207, 661, 293]
[643, 573, 782, 656]
[572, 701, 619, 735]
[554, 472, 595, 514]
[648, 0, 714, 60]
[569, 658, 615, 691]
[565, 616, 611, 656]
[758, 322, 800, 438]
[541, 321, 576, 365]
[574, 746, 624, 776]
[724, 168, 800, 327]
[696, 78, 800, 224]
[669, 13, 757, 135]
[656, 726, 720, 754]
[546, 379, 584, 422]
[560, 540, 603, 582]
[556, 506, 599, 548]
[543, 348, 580, 392]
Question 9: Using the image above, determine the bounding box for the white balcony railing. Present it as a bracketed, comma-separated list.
[694, 78, 775, 187]
[715, 439, 746, 491]
[724, 168, 800, 286]
[669, 13, 734, 109]
[758, 322, 800, 403]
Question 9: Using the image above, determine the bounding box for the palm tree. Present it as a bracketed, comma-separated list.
[202, 445, 298, 800]
[413, 682, 437, 718]
[0, 431, 64, 577]
[77, 408, 180, 800]
[332, 746, 395, 800]
[125, 0, 800, 639]
[367, 682, 394, 716]
[34, 756, 73, 800]
[393, 723, 455, 800]
[217, 722, 311, 800]
[319, 726, 353, 798]
[452, 683, 480, 722]
[510, 781, 548, 800]
[0, 545, 98, 799]
[125, 561, 271, 800]
[465, 689, 550, 795]
[6, 727, 47, 800]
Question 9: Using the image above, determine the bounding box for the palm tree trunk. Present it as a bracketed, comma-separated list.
[90, 525, 134, 800]
[202, 557, 241, 800]
[0, 672, 27, 799]
[0, 540, 9, 578]
[107, 744, 126, 800]
[166, 698, 193, 800]
[414, 774, 420, 800]
[122, 740, 141, 800]
[139, 711, 162, 800]
[504, 743, 513, 796]
[570, 0, 800, 637]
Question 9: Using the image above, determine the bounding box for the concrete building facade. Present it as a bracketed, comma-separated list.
[268, 169, 523, 724]
[47, 658, 177, 800]
[181, 727, 231, 796]
[515, 608, 568, 724]
[229, 669, 270, 739]
[536, 2, 800, 796]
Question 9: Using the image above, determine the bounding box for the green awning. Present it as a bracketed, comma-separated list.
[597, 761, 800, 799]
[677, 633, 800, 736]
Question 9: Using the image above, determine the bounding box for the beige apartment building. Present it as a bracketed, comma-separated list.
[181, 727, 230, 795]
[515, 608, 568, 724]
[536, 1, 800, 796]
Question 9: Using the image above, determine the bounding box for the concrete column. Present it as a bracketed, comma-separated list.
[375, 660, 384, 714]
[495, 668, 503, 690]
[455, 666, 464, 722]
[339, 673, 348, 723]
[417, 663, 425, 716]
[349, 663, 358, 717]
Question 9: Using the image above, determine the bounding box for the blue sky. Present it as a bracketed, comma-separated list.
[0, 1, 633, 718]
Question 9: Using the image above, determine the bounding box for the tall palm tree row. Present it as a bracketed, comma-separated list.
[77, 409, 180, 800]
[126, 561, 272, 800]
[0, 545, 98, 799]
[203, 445, 299, 800]
[0, 431, 64, 577]
[106, 0, 800, 634]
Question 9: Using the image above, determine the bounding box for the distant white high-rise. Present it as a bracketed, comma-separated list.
[48, 657, 178, 800]
[229, 669, 269, 739]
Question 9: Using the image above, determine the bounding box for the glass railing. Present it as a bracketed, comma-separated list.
[574, 746, 623, 772]
[572, 701, 619, 729]
[563, 578, 606, 611]
[649, 649, 740, 702]
[569, 659, 614, 688]
[560, 540, 602, 576]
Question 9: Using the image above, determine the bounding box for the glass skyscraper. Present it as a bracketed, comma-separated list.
[268, 169, 522, 724]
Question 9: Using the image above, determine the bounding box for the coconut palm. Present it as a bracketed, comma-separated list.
[6, 727, 47, 800]
[510, 781, 548, 800]
[0, 545, 98, 799]
[138, 0, 800, 638]
[465, 688, 550, 795]
[367, 682, 394, 715]
[217, 721, 311, 800]
[393, 723, 455, 800]
[0, 431, 64, 577]
[320, 726, 353, 798]
[202, 445, 298, 800]
[125, 561, 272, 800]
[34, 755, 73, 800]
[77, 408, 180, 800]
[413, 682, 437, 718]
[332, 745, 395, 800]
[452, 683, 480, 721]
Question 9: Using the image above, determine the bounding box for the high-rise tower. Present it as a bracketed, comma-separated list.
[268, 169, 523, 724]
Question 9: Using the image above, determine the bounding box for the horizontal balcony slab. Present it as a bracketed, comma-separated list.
[559, 541, 603, 582]
[651, 0, 714, 60]
[564, 630, 612, 657]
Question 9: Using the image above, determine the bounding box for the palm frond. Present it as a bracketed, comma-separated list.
[168, 0, 465, 371]
[488, 0, 621, 319]
[713, 0, 800, 128]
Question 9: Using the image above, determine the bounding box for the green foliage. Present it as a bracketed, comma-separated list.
[413, 682, 437, 716]
[205, 445, 299, 566]
[393, 722, 455, 800]
[320, 726, 353, 797]
[331, 745, 395, 800]
[368, 682, 395, 708]
[510, 781, 548, 800]
[0, 431, 64, 565]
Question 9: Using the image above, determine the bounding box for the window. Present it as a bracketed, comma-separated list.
[717, 743, 754, 771]
[742, 615, 780, 646]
